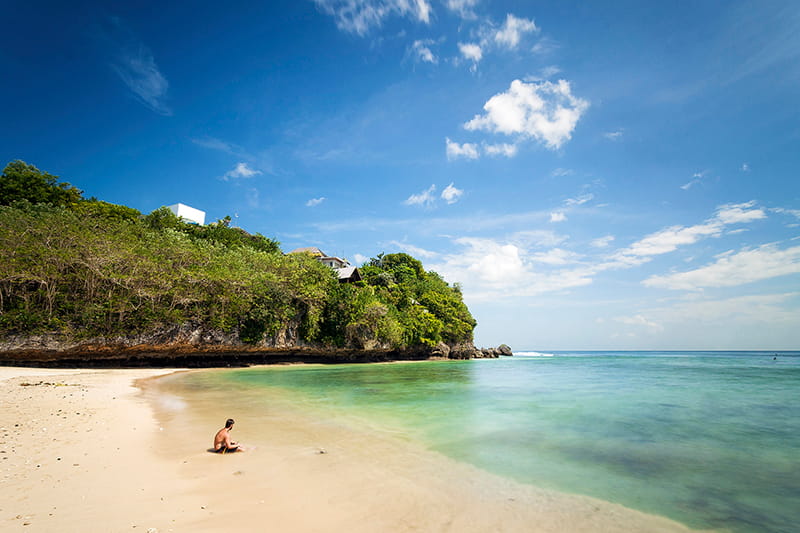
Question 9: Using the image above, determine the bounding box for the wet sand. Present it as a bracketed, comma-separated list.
[1, 367, 706, 532]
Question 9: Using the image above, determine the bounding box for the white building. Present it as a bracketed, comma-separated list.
[168, 203, 205, 225]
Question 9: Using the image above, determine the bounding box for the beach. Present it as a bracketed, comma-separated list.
[0, 366, 702, 533]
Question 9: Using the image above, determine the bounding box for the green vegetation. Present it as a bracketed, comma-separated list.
[0, 160, 475, 350]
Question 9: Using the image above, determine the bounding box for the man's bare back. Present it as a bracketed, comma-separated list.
[213, 418, 242, 453]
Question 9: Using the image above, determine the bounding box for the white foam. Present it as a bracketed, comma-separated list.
[514, 351, 555, 357]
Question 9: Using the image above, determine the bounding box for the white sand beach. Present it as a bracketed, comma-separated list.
[0, 367, 705, 532]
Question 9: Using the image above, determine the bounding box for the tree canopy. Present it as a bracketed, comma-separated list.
[0, 160, 475, 351]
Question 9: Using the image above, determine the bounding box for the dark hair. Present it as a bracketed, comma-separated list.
[225, 418, 235, 428]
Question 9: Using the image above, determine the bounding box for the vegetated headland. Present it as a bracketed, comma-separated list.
[0, 160, 511, 367]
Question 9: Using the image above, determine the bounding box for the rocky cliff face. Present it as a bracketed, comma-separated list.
[0, 323, 512, 367]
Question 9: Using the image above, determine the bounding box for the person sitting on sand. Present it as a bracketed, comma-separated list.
[213, 418, 243, 453]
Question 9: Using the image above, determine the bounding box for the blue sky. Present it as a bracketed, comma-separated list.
[2, 0, 799, 350]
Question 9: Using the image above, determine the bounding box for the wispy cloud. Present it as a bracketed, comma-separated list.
[404, 184, 437, 207]
[603, 129, 623, 141]
[222, 162, 262, 181]
[564, 193, 594, 206]
[464, 79, 589, 150]
[192, 137, 247, 158]
[741, 162, 750, 172]
[313, 0, 432, 35]
[108, 19, 171, 116]
[493, 13, 538, 49]
[306, 197, 326, 207]
[608, 201, 767, 268]
[643, 244, 800, 291]
[445, 0, 478, 19]
[410, 39, 437, 64]
[441, 183, 464, 204]
[680, 170, 709, 190]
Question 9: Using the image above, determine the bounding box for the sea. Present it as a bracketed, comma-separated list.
[164, 351, 800, 533]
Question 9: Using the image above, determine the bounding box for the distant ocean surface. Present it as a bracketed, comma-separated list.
[180, 351, 800, 533]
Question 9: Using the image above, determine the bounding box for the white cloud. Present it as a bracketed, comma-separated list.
[446, 0, 478, 19]
[192, 137, 246, 157]
[530, 248, 581, 265]
[389, 241, 438, 258]
[741, 162, 750, 172]
[441, 183, 464, 204]
[222, 162, 262, 181]
[404, 184, 437, 206]
[306, 197, 326, 207]
[445, 137, 480, 160]
[483, 143, 518, 157]
[715, 201, 766, 224]
[681, 171, 708, 190]
[112, 45, 171, 116]
[313, 0, 432, 35]
[411, 39, 437, 64]
[591, 235, 615, 248]
[551, 167, 574, 177]
[607, 201, 768, 269]
[458, 42, 483, 64]
[464, 79, 589, 150]
[550, 211, 567, 223]
[564, 193, 594, 206]
[354, 253, 370, 265]
[643, 244, 800, 291]
[603, 130, 623, 140]
[429, 236, 594, 301]
[494, 13, 538, 49]
[615, 314, 663, 332]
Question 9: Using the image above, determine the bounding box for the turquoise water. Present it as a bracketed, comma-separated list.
[179, 352, 800, 533]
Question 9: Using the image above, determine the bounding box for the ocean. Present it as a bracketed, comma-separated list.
[166, 351, 800, 533]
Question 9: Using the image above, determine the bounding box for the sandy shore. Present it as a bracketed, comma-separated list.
[1, 367, 705, 532]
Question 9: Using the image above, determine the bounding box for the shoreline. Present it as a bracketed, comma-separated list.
[2, 366, 705, 532]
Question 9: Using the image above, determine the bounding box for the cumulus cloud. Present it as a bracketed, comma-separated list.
[441, 183, 464, 204]
[458, 42, 483, 68]
[446, 137, 480, 160]
[222, 162, 262, 181]
[483, 143, 517, 157]
[428, 236, 594, 301]
[306, 197, 326, 207]
[643, 244, 800, 291]
[313, 0, 432, 35]
[464, 79, 589, 150]
[411, 39, 437, 63]
[550, 211, 567, 223]
[494, 13, 538, 49]
[404, 184, 437, 206]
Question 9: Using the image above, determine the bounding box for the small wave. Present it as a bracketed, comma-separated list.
[515, 351, 555, 357]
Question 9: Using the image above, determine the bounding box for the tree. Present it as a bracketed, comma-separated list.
[0, 160, 83, 207]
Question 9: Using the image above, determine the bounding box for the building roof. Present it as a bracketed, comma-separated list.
[288, 247, 325, 257]
[335, 266, 362, 282]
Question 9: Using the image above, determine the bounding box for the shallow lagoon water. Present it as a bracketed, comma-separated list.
[179, 351, 800, 533]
